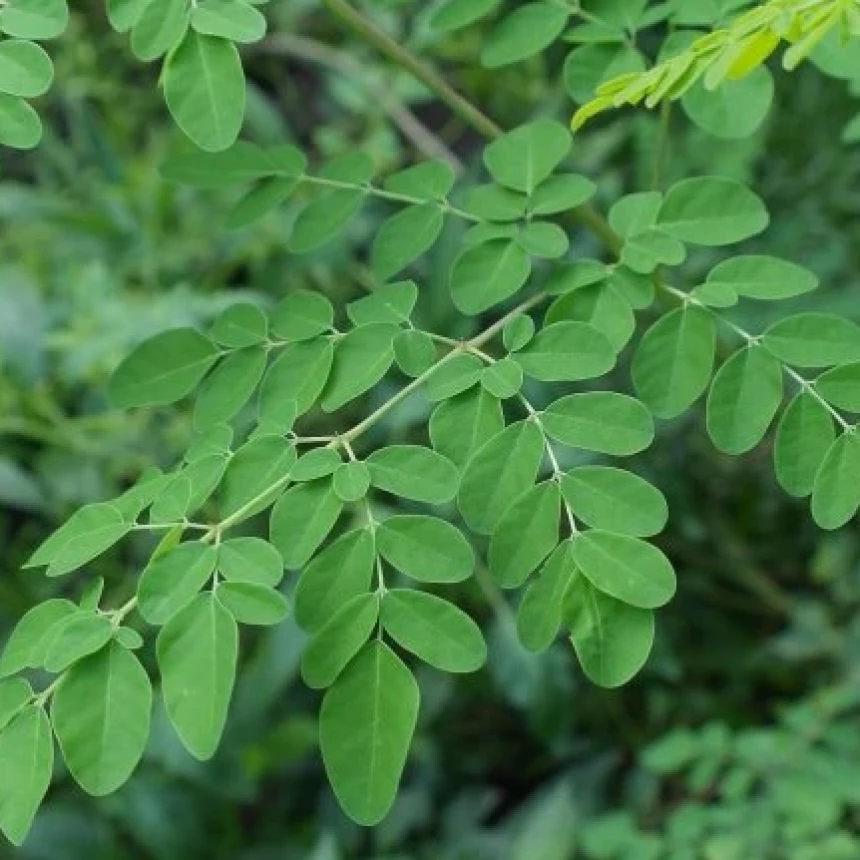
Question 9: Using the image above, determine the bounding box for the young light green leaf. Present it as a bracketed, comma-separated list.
[294, 528, 375, 632]
[44, 613, 113, 673]
[459, 420, 544, 534]
[450, 240, 531, 315]
[515, 322, 616, 382]
[216, 582, 289, 626]
[542, 393, 654, 455]
[704, 255, 818, 301]
[164, 32, 245, 152]
[516, 542, 578, 653]
[51, 643, 152, 795]
[321, 324, 398, 412]
[811, 432, 860, 530]
[138, 543, 218, 625]
[774, 392, 836, 498]
[370, 203, 444, 281]
[319, 641, 419, 826]
[301, 593, 380, 690]
[489, 481, 561, 588]
[483, 118, 571, 194]
[0, 599, 76, 677]
[218, 537, 284, 587]
[0, 705, 53, 846]
[270, 479, 343, 569]
[157, 593, 238, 760]
[762, 314, 860, 368]
[377, 515, 474, 584]
[482, 3, 569, 69]
[572, 530, 676, 609]
[193, 347, 266, 429]
[567, 578, 655, 688]
[190, 0, 266, 43]
[381, 589, 486, 673]
[270, 290, 334, 341]
[561, 467, 668, 537]
[706, 345, 783, 454]
[367, 445, 460, 504]
[657, 176, 769, 246]
[108, 328, 219, 408]
[632, 306, 716, 418]
[259, 338, 333, 418]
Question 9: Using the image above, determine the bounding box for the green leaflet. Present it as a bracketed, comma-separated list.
[632, 306, 716, 418]
[450, 240, 531, 314]
[774, 392, 836, 498]
[137, 542, 218, 625]
[211, 303, 268, 347]
[0, 92, 41, 149]
[130, 0, 187, 62]
[815, 362, 860, 411]
[216, 581, 289, 626]
[294, 528, 375, 632]
[333, 461, 371, 502]
[381, 589, 487, 673]
[378, 515, 474, 584]
[704, 255, 818, 301]
[483, 119, 571, 194]
[481, 357, 523, 399]
[25, 503, 132, 577]
[51, 643, 152, 795]
[545, 283, 636, 352]
[458, 420, 545, 534]
[516, 542, 579, 653]
[290, 447, 342, 482]
[502, 314, 536, 351]
[164, 32, 245, 152]
[488, 482, 561, 588]
[542, 393, 655, 455]
[482, 2, 569, 68]
[319, 641, 419, 826]
[561, 467, 668, 537]
[811, 432, 860, 530]
[370, 203, 444, 280]
[225, 175, 299, 229]
[514, 322, 616, 382]
[366, 445, 460, 504]
[259, 338, 333, 418]
[193, 347, 267, 429]
[301, 593, 380, 689]
[430, 0, 500, 33]
[348, 282, 418, 327]
[190, 0, 266, 43]
[394, 329, 436, 377]
[270, 479, 343, 569]
[217, 537, 284, 587]
[0, 678, 31, 732]
[0, 706, 53, 846]
[620, 228, 686, 275]
[108, 328, 220, 408]
[681, 66, 773, 140]
[270, 290, 334, 341]
[706, 345, 783, 454]
[565, 43, 646, 104]
[321, 324, 398, 412]
[425, 353, 483, 402]
[0, 599, 77, 677]
[762, 314, 860, 368]
[0, 40, 53, 98]
[288, 188, 365, 254]
[430, 387, 505, 465]
[656, 176, 769, 246]
[220, 436, 296, 518]
[157, 593, 238, 761]
[529, 174, 596, 215]
[383, 159, 455, 198]
[567, 577, 655, 688]
[572, 530, 676, 609]
[1, 0, 69, 39]
[44, 613, 113, 673]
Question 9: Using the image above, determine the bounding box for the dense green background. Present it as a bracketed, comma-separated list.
[2, 2, 860, 857]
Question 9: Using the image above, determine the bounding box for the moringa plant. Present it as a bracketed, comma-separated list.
[1, 0, 860, 845]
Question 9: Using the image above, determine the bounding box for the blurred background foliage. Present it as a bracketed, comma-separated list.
[2, 1, 860, 858]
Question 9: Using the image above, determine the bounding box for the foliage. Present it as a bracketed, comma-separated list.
[1, 0, 860, 851]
